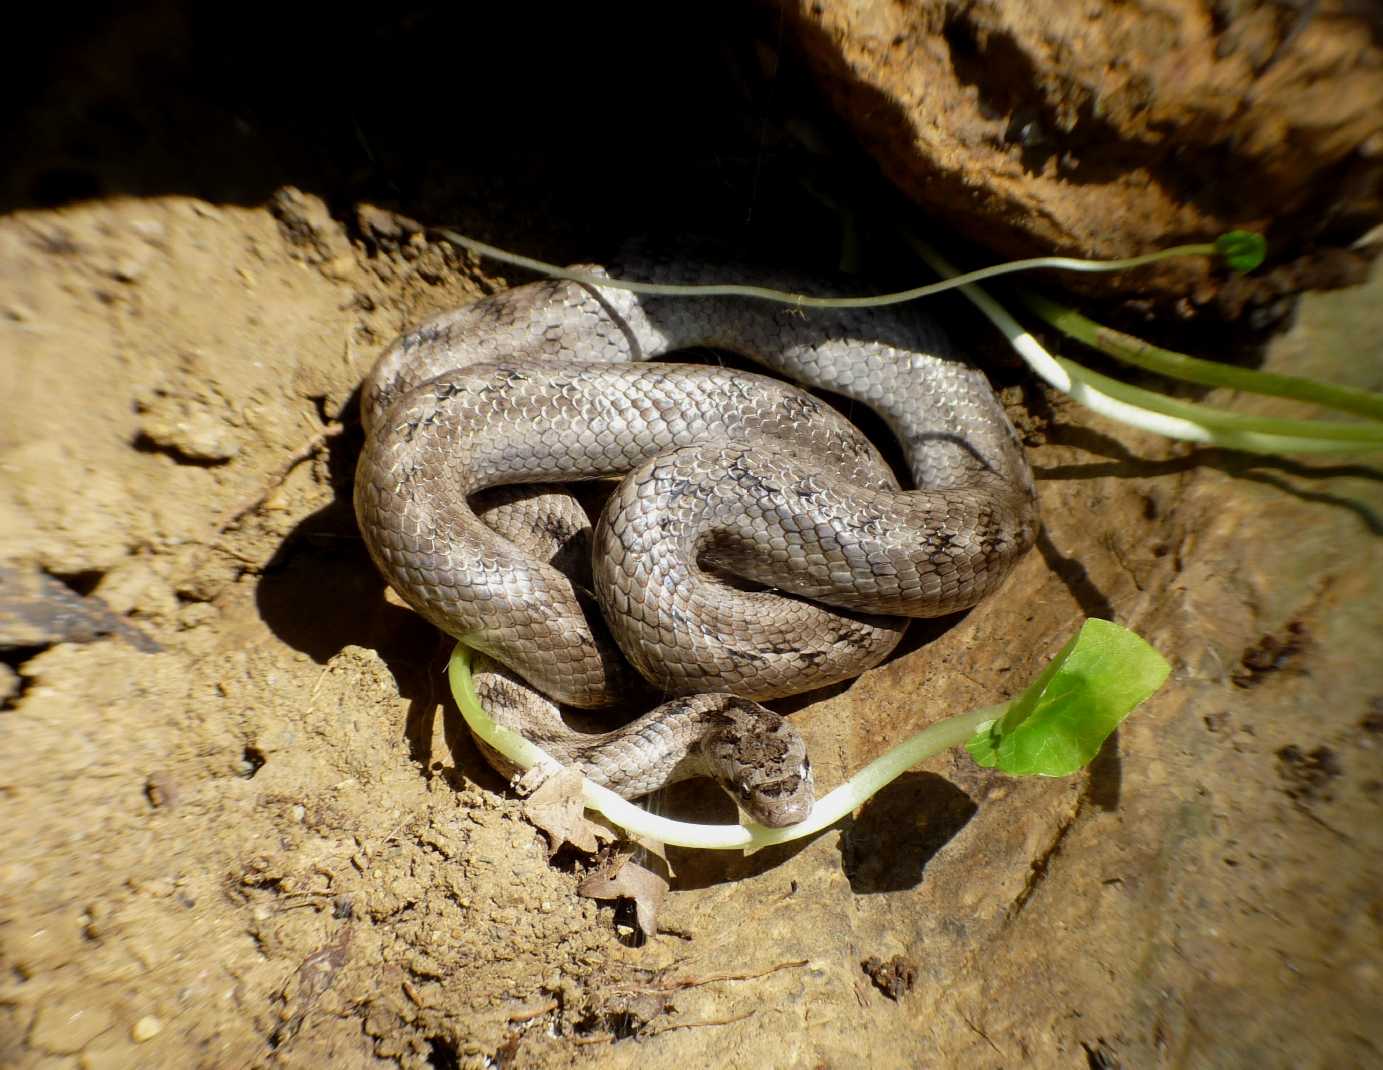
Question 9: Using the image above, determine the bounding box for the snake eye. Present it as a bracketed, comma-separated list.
[736, 782, 754, 800]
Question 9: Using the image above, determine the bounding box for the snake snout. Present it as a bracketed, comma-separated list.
[741, 756, 815, 828]
[699, 700, 816, 827]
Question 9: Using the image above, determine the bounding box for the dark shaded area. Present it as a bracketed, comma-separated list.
[130, 430, 236, 467]
[238, 745, 266, 779]
[1082, 728, 1124, 813]
[9, 0, 1332, 345]
[250, 408, 379, 663]
[426, 1035, 460, 1070]
[1083, 1038, 1125, 1070]
[841, 772, 977, 893]
[1034, 528, 1116, 623]
[2, 2, 870, 272]
[1362, 697, 1383, 736]
[1276, 743, 1343, 804]
[6, 1, 1321, 436]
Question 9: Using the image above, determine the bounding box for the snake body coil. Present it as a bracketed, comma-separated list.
[355, 259, 1038, 825]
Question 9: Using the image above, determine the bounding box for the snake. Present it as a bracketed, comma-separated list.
[354, 256, 1039, 826]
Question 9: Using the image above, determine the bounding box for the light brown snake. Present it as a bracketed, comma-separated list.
[354, 258, 1038, 825]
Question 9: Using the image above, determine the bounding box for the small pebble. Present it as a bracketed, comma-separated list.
[111, 255, 146, 283]
[320, 255, 357, 281]
[131, 1015, 162, 1043]
[178, 602, 219, 630]
[138, 404, 241, 462]
[129, 218, 167, 243]
[133, 877, 175, 898]
[144, 772, 180, 810]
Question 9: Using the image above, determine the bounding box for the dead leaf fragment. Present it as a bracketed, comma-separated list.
[521, 767, 610, 856]
[577, 849, 670, 937]
[0, 563, 159, 653]
[861, 954, 918, 1001]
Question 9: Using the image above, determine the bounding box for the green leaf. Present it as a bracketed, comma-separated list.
[966, 619, 1170, 776]
[1214, 231, 1266, 273]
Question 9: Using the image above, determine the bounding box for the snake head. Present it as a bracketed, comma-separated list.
[736, 756, 814, 828]
[700, 699, 815, 828]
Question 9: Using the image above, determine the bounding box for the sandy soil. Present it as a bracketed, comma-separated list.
[2, 7, 1381, 1069]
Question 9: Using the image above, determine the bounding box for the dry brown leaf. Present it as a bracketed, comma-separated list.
[577, 849, 670, 937]
[519, 767, 611, 856]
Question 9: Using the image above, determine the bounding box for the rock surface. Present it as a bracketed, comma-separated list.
[779, 0, 1383, 308]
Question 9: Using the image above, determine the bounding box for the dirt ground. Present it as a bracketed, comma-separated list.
[3, 7, 1382, 1070]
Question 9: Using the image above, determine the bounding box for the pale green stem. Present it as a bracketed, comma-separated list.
[903, 235, 1383, 455]
[435, 227, 1215, 310]
[1020, 290, 1383, 422]
[1055, 356, 1383, 446]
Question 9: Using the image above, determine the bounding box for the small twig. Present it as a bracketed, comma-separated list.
[278, 892, 337, 912]
[649, 958, 809, 993]
[643, 1010, 755, 1036]
[214, 543, 267, 568]
[213, 423, 344, 537]
[958, 1009, 1003, 1055]
[507, 999, 560, 1022]
[654, 925, 695, 941]
[1296, 805, 1354, 843]
[306, 665, 332, 711]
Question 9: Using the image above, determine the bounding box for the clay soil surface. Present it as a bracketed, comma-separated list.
[3, 7, 1382, 1069]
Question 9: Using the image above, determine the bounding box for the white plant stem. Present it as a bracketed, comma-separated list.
[905, 241, 1369, 455]
[448, 645, 1005, 852]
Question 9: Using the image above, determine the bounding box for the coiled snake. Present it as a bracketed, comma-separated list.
[354, 258, 1038, 825]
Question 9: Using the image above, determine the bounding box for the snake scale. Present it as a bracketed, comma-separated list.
[354, 257, 1039, 825]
